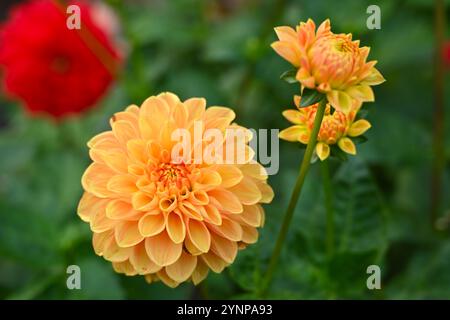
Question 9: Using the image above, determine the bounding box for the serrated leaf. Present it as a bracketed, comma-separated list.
[300, 88, 325, 107]
[279, 69, 298, 84]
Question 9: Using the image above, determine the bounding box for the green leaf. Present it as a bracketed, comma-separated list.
[299, 88, 325, 107]
[0, 201, 63, 269]
[352, 135, 368, 145]
[279, 69, 298, 84]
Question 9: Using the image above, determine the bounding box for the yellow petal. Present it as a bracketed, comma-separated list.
[81, 163, 114, 198]
[327, 90, 353, 113]
[241, 225, 259, 244]
[316, 142, 330, 161]
[111, 120, 139, 146]
[90, 201, 116, 233]
[282, 110, 303, 125]
[346, 85, 374, 102]
[208, 217, 242, 242]
[129, 242, 161, 274]
[112, 260, 137, 276]
[271, 41, 301, 67]
[145, 230, 182, 267]
[156, 268, 180, 288]
[115, 221, 144, 248]
[166, 211, 186, 244]
[361, 68, 386, 86]
[107, 174, 138, 195]
[348, 119, 371, 137]
[184, 97, 206, 123]
[214, 165, 243, 188]
[138, 212, 165, 237]
[279, 125, 305, 142]
[187, 219, 211, 253]
[208, 189, 243, 214]
[165, 251, 198, 282]
[192, 259, 209, 285]
[106, 199, 141, 220]
[77, 192, 98, 222]
[274, 26, 297, 42]
[254, 180, 274, 203]
[210, 233, 238, 264]
[228, 176, 262, 205]
[202, 204, 222, 225]
[239, 204, 263, 227]
[201, 252, 227, 273]
[338, 137, 356, 155]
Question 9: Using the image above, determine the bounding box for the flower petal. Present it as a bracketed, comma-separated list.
[138, 212, 165, 237]
[347, 119, 371, 137]
[165, 251, 197, 282]
[145, 230, 182, 267]
[338, 137, 356, 155]
[186, 219, 211, 253]
[327, 90, 353, 113]
[115, 221, 144, 248]
[316, 142, 330, 161]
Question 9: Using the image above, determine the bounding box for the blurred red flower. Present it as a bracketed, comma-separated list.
[443, 42, 450, 67]
[0, 0, 122, 118]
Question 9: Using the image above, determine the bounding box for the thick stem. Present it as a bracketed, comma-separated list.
[321, 159, 334, 259]
[260, 98, 327, 297]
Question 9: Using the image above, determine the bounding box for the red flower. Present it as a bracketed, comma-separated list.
[443, 42, 450, 67]
[0, 0, 122, 118]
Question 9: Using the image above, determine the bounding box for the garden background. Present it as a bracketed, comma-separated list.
[0, 0, 449, 299]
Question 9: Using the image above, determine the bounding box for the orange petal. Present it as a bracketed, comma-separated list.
[192, 258, 209, 285]
[166, 211, 186, 244]
[187, 219, 211, 253]
[112, 120, 139, 146]
[129, 242, 161, 274]
[239, 204, 262, 227]
[145, 230, 182, 266]
[165, 251, 198, 282]
[107, 174, 138, 195]
[208, 189, 243, 214]
[156, 268, 180, 288]
[201, 252, 227, 273]
[241, 225, 259, 244]
[209, 217, 242, 242]
[138, 212, 165, 237]
[115, 221, 144, 248]
[228, 176, 262, 205]
[78, 192, 99, 222]
[81, 163, 115, 198]
[210, 233, 238, 264]
[271, 41, 301, 67]
[184, 98, 206, 123]
[106, 199, 141, 220]
[112, 260, 137, 276]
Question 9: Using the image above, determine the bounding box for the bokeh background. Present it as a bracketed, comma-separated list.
[0, 0, 449, 299]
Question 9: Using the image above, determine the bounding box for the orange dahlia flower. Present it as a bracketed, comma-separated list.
[78, 92, 273, 287]
[279, 96, 370, 161]
[272, 19, 385, 112]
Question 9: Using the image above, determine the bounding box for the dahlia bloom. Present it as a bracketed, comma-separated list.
[78, 92, 274, 287]
[0, 0, 122, 118]
[272, 19, 385, 112]
[279, 96, 370, 161]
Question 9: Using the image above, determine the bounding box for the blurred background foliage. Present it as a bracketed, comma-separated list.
[0, 0, 449, 299]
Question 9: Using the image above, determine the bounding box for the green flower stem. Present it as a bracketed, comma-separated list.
[260, 98, 327, 297]
[321, 159, 335, 259]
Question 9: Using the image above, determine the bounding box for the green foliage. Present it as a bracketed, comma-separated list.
[0, 0, 448, 300]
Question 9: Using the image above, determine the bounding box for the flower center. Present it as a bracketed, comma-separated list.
[155, 163, 191, 189]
